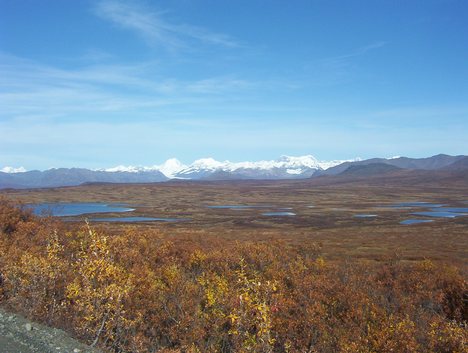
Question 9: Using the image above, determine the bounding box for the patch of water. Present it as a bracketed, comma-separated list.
[262, 212, 296, 216]
[400, 219, 434, 225]
[432, 207, 468, 213]
[91, 217, 190, 223]
[354, 214, 378, 218]
[207, 205, 272, 209]
[389, 202, 445, 208]
[28, 202, 135, 217]
[411, 211, 467, 218]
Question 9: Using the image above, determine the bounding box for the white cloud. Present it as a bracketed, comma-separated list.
[322, 41, 387, 67]
[0, 53, 259, 123]
[95, 0, 239, 50]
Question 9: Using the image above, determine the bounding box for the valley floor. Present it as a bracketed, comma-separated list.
[3, 179, 467, 263]
[0, 179, 466, 352]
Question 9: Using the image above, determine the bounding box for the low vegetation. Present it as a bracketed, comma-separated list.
[0, 197, 466, 352]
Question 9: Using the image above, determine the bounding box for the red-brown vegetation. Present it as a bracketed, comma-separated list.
[0, 197, 466, 352]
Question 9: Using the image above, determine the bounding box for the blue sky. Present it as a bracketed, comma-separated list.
[1, 0, 467, 170]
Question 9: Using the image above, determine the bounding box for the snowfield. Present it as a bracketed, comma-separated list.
[100, 155, 359, 178]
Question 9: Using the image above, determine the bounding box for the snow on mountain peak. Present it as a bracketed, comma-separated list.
[100, 155, 360, 179]
[174, 155, 323, 176]
[104, 165, 143, 173]
[190, 158, 226, 170]
[102, 158, 187, 178]
[278, 155, 320, 168]
[156, 158, 187, 178]
[1, 166, 27, 173]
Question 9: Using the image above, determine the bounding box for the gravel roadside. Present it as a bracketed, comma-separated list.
[0, 307, 101, 353]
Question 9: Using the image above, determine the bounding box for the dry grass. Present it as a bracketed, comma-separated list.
[2, 180, 467, 264]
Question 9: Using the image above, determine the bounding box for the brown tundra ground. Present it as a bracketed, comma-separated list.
[1, 178, 467, 352]
[3, 179, 467, 265]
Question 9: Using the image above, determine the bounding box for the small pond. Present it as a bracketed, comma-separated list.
[207, 205, 273, 209]
[432, 207, 468, 213]
[262, 212, 296, 216]
[411, 211, 467, 218]
[28, 202, 135, 217]
[389, 202, 445, 208]
[400, 219, 434, 225]
[91, 217, 190, 223]
[354, 214, 378, 218]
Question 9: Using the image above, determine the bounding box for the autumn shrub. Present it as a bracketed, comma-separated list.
[0, 200, 466, 352]
[0, 196, 32, 235]
[5, 231, 67, 324]
[65, 224, 135, 350]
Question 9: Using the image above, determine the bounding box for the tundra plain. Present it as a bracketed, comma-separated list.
[3, 179, 467, 264]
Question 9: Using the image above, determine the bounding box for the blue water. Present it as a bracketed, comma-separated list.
[400, 219, 434, 225]
[411, 211, 467, 218]
[390, 202, 445, 208]
[354, 214, 378, 218]
[262, 212, 296, 216]
[207, 205, 272, 209]
[28, 202, 135, 217]
[91, 217, 190, 223]
[432, 207, 468, 213]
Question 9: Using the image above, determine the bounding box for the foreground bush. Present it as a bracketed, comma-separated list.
[0, 198, 466, 352]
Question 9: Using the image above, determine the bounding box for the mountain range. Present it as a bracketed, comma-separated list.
[100, 155, 351, 179]
[0, 154, 466, 189]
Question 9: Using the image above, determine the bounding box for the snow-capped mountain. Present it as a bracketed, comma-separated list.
[1, 166, 27, 173]
[158, 158, 188, 178]
[102, 158, 187, 178]
[99, 155, 348, 180]
[174, 155, 325, 179]
[6, 155, 357, 182]
[1, 154, 466, 189]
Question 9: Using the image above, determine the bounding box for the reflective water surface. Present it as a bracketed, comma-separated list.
[400, 219, 434, 225]
[91, 217, 190, 223]
[262, 212, 296, 216]
[28, 203, 134, 217]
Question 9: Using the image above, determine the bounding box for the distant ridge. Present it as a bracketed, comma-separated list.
[317, 154, 466, 176]
[307, 155, 468, 188]
[0, 168, 168, 189]
[338, 163, 402, 177]
[0, 154, 466, 189]
[442, 156, 468, 171]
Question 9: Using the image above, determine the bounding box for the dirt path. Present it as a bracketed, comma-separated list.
[0, 308, 101, 353]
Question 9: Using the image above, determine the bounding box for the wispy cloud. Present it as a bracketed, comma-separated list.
[318, 41, 387, 79]
[301, 41, 387, 87]
[95, 0, 239, 50]
[325, 41, 387, 65]
[0, 52, 258, 122]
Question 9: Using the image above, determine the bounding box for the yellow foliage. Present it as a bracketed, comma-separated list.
[0, 200, 466, 353]
[315, 256, 326, 269]
[65, 225, 134, 347]
[429, 320, 468, 353]
[4, 231, 66, 320]
[228, 258, 277, 352]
